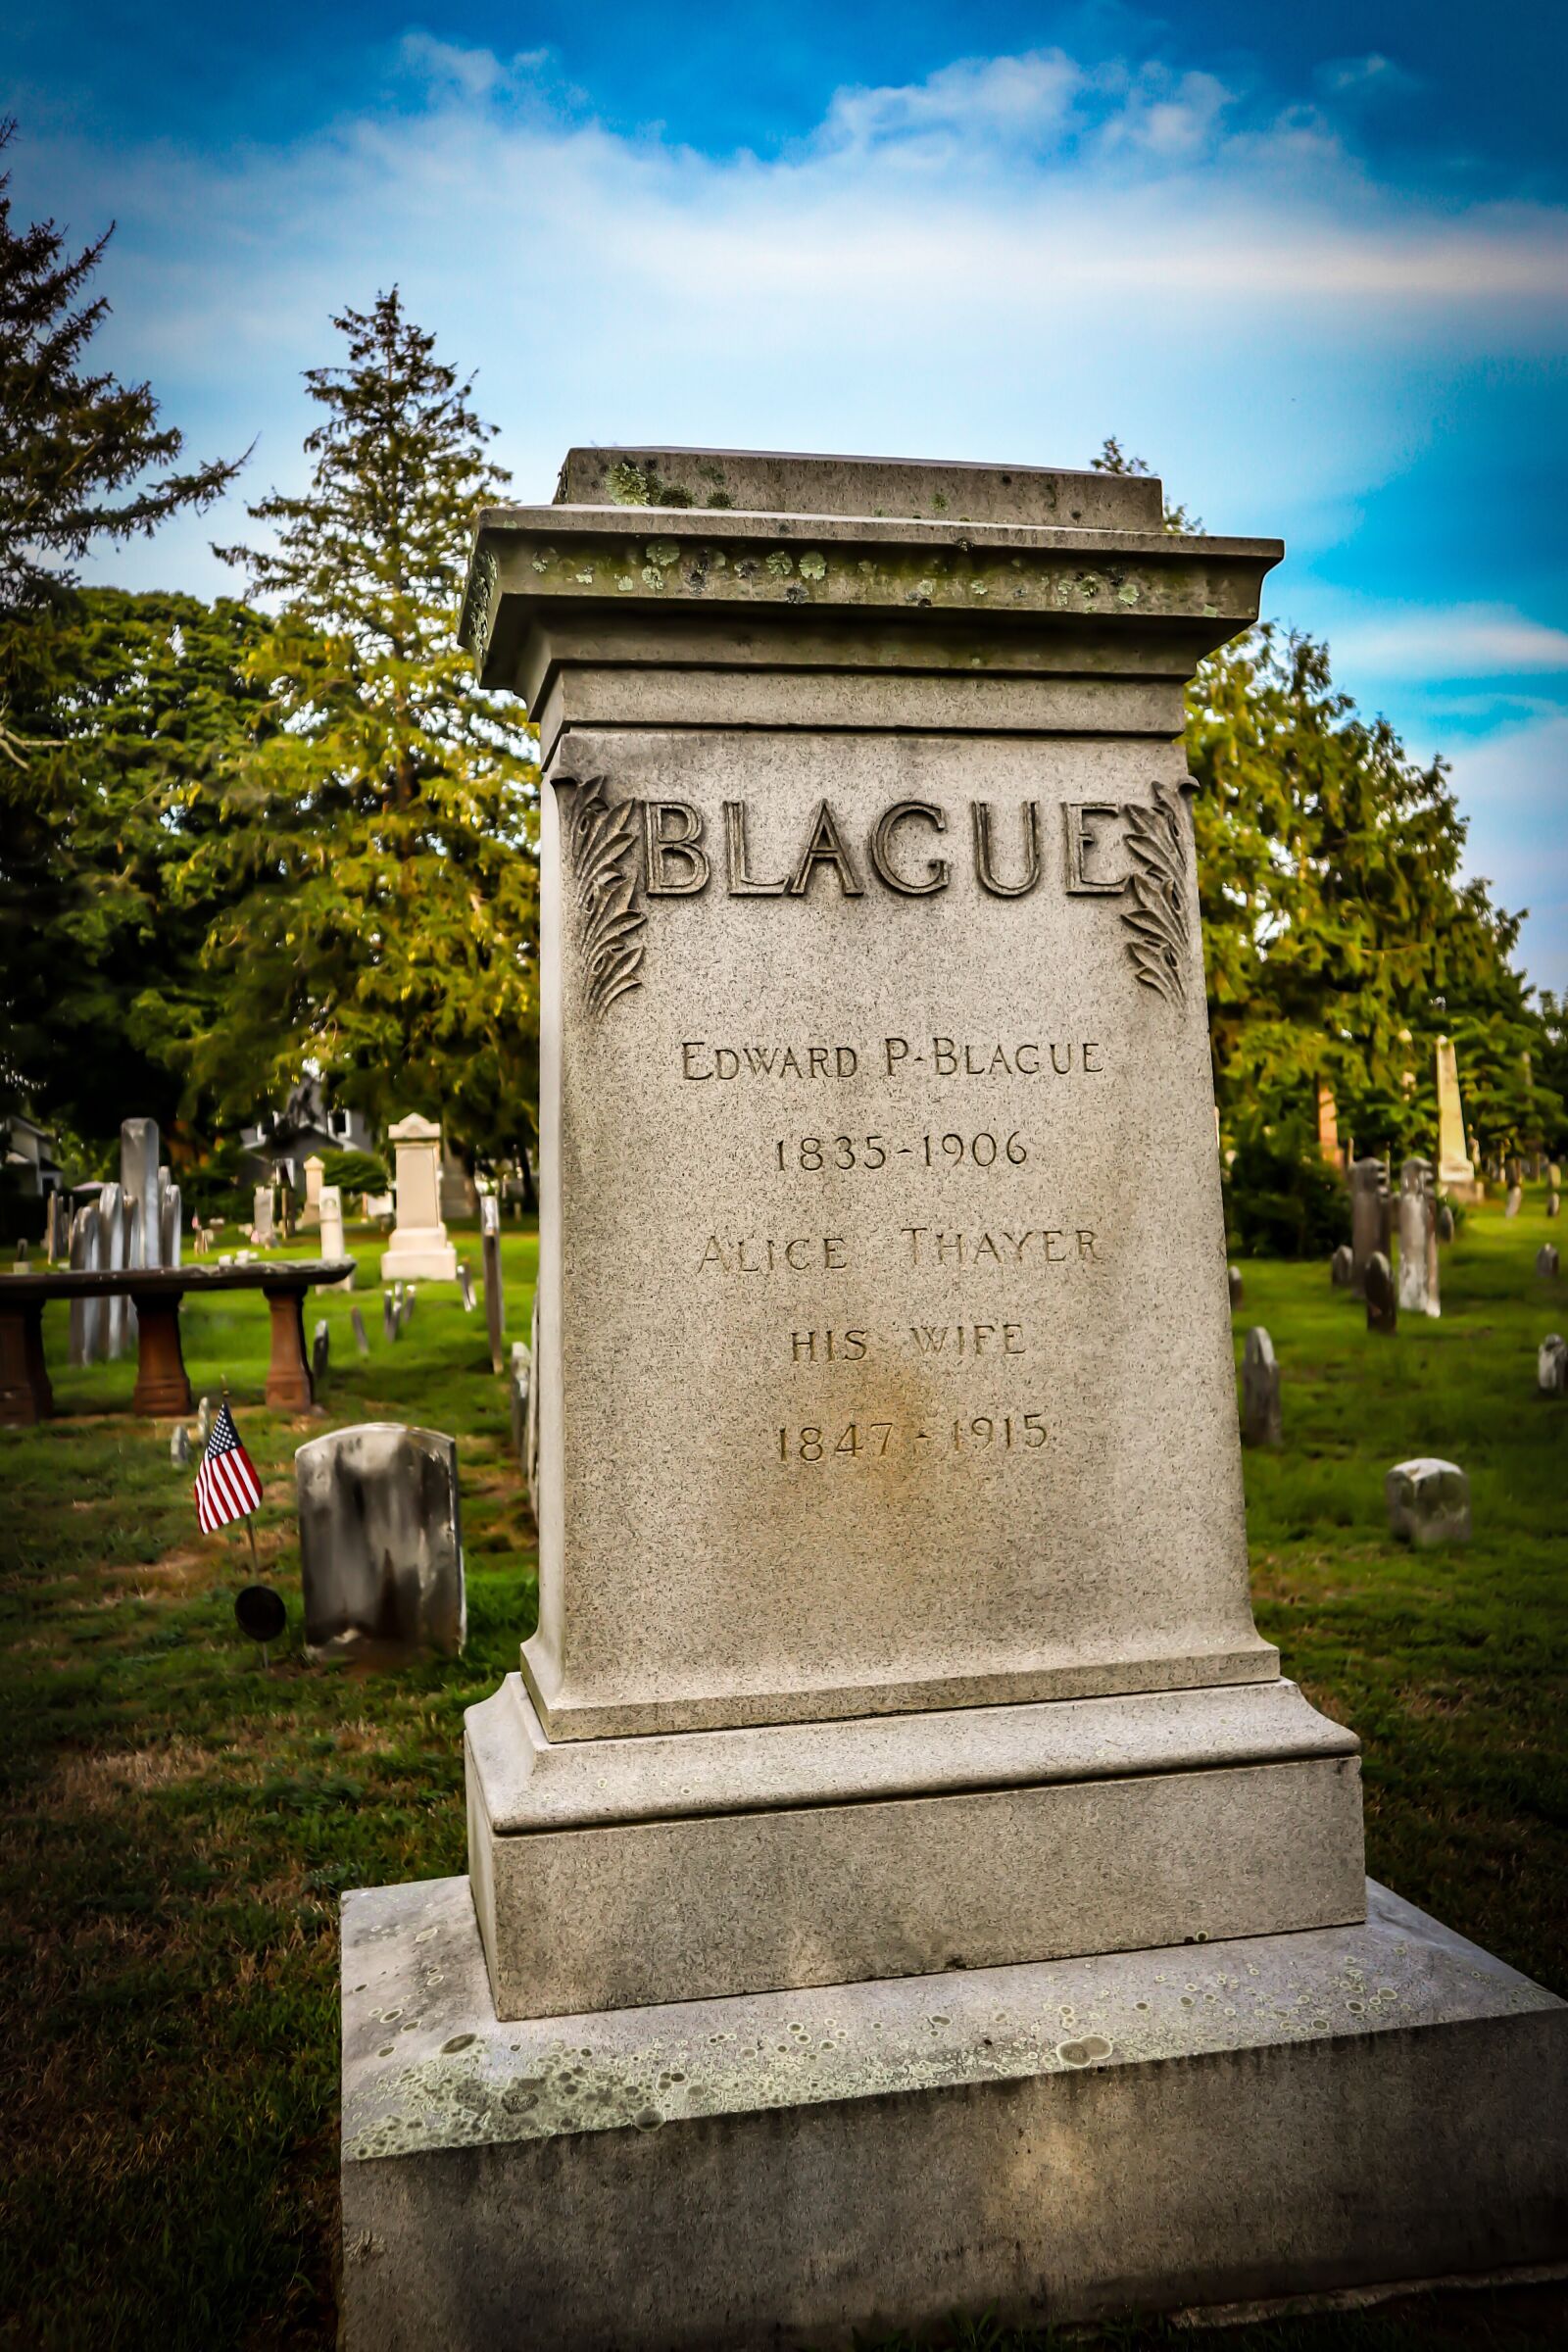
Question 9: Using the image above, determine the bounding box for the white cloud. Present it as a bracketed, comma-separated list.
[1331, 606, 1568, 679]
[1447, 714, 1568, 991]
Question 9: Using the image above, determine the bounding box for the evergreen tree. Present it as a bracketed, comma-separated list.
[0, 116, 243, 1121]
[177, 289, 539, 1162]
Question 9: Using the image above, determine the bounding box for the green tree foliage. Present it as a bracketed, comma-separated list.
[3, 588, 268, 1141]
[0, 119, 243, 1123]
[175, 289, 540, 1163]
[1092, 439, 1558, 1172]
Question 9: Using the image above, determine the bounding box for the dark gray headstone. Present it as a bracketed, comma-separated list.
[295, 1424, 466, 1660]
[1436, 1203, 1455, 1244]
[1537, 1334, 1567, 1396]
[1348, 1158, 1387, 1298]
[1240, 1327, 1281, 1447]
[1396, 1156, 1438, 1320]
[312, 1318, 330, 1380]
[351, 1305, 369, 1357]
[1538, 1244, 1560, 1279]
[69, 1201, 103, 1364]
[383, 1291, 398, 1343]
[1385, 1456, 1470, 1546]
[1330, 1244, 1353, 1288]
[1226, 1264, 1243, 1308]
[1365, 1251, 1396, 1334]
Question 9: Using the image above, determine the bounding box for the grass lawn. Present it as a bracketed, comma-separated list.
[1, 1200, 1563, 2350]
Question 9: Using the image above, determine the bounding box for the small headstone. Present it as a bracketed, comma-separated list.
[302, 1152, 326, 1229]
[351, 1305, 369, 1358]
[1365, 1251, 1396, 1334]
[1330, 1244, 1353, 1288]
[400, 1284, 416, 1329]
[383, 1291, 398, 1343]
[69, 1201, 103, 1365]
[1537, 1245, 1560, 1279]
[1385, 1456, 1471, 1547]
[459, 1261, 476, 1312]
[313, 1318, 330, 1380]
[1240, 1327, 1281, 1447]
[219, 1251, 234, 1267]
[12, 1239, 27, 1272]
[1396, 1156, 1438, 1319]
[511, 1339, 529, 1378]
[295, 1424, 466, 1660]
[481, 1194, 506, 1374]
[1550, 1162, 1564, 1191]
[1537, 1335, 1567, 1396]
[318, 1182, 346, 1263]
[510, 1368, 529, 1463]
[1348, 1157, 1387, 1297]
[1549, 1192, 1561, 1220]
[253, 1185, 276, 1245]
[45, 1192, 68, 1262]
[196, 1396, 212, 1445]
[170, 1424, 190, 1467]
[1505, 1186, 1523, 1219]
[1226, 1265, 1242, 1308]
[1436, 1203, 1455, 1244]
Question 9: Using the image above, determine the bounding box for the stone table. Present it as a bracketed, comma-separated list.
[0, 1259, 354, 1425]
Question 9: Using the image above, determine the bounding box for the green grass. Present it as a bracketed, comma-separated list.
[0, 1201, 1562, 2350]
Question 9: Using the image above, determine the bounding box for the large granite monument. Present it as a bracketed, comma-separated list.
[340, 450, 1564, 2345]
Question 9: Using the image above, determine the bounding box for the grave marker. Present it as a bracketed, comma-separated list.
[1348, 1158, 1386, 1297]
[1240, 1326, 1281, 1447]
[481, 1196, 505, 1374]
[1396, 1156, 1439, 1319]
[1385, 1456, 1470, 1546]
[1537, 1334, 1567, 1396]
[296, 1424, 466, 1659]
[379, 1114, 459, 1283]
[1538, 1244, 1560, 1279]
[351, 1305, 370, 1358]
[1365, 1250, 1397, 1333]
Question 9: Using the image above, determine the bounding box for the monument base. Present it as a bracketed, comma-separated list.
[340, 1876, 1565, 2352]
[379, 1229, 459, 1283]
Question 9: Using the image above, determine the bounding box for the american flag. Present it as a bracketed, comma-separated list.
[194, 1398, 263, 1533]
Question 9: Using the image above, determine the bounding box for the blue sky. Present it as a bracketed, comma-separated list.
[8, 2, 1567, 987]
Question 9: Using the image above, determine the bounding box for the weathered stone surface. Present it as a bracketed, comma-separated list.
[253, 1186, 275, 1246]
[297, 1424, 466, 1660]
[1537, 1334, 1567, 1396]
[318, 1184, 346, 1263]
[339, 1875, 1568, 2352]
[170, 1424, 190, 1467]
[1396, 1156, 1439, 1319]
[1240, 1326, 1281, 1447]
[459, 1262, 475, 1311]
[1550, 1192, 1562, 1220]
[352, 1305, 370, 1357]
[68, 1201, 102, 1365]
[1385, 1457, 1470, 1547]
[302, 1153, 325, 1229]
[1348, 1159, 1386, 1297]
[508, 1352, 530, 1466]
[1330, 1243, 1352, 1288]
[1364, 1251, 1396, 1334]
[380, 1114, 459, 1284]
[480, 1195, 504, 1374]
[313, 1319, 330, 1381]
[1537, 1244, 1560, 1278]
[382, 1292, 398, 1344]
[1506, 1186, 1524, 1218]
[159, 1174, 181, 1270]
[1435, 1036, 1478, 1201]
[100, 1183, 127, 1358]
[120, 1118, 160, 1270]
[1227, 1264, 1243, 1307]
[196, 1395, 211, 1444]
[1436, 1202, 1455, 1243]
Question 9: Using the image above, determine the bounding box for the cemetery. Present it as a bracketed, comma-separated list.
[3, 29, 1567, 2349]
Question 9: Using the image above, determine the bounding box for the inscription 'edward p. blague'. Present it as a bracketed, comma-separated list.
[679, 1037, 1105, 1082]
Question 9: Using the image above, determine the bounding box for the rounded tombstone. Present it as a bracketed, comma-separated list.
[1385, 1457, 1470, 1547]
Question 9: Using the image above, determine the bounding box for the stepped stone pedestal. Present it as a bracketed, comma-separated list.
[379, 1114, 458, 1284]
[340, 449, 1565, 2348]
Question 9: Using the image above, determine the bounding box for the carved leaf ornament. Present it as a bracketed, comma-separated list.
[566, 777, 648, 1020]
[1119, 780, 1193, 1009]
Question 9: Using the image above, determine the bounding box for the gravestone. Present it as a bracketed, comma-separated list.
[1226, 1264, 1243, 1307]
[481, 1195, 505, 1373]
[253, 1186, 276, 1247]
[1538, 1244, 1560, 1279]
[351, 1305, 369, 1358]
[1538, 1334, 1567, 1396]
[1348, 1157, 1386, 1296]
[160, 1173, 182, 1269]
[313, 1319, 330, 1381]
[1434, 1037, 1479, 1202]
[1396, 1156, 1439, 1319]
[171, 1425, 190, 1467]
[196, 1396, 212, 1445]
[1505, 1186, 1523, 1219]
[100, 1183, 128, 1358]
[510, 1347, 531, 1466]
[1240, 1326, 1281, 1447]
[302, 1153, 325, 1230]
[318, 1183, 346, 1264]
[121, 1118, 161, 1270]
[45, 1191, 68, 1262]
[379, 1113, 459, 1282]
[340, 447, 1565, 2347]
[1330, 1243, 1352, 1288]
[296, 1424, 466, 1660]
[1436, 1202, 1455, 1243]
[459, 1261, 475, 1311]
[68, 1201, 103, 1365]
[1385, 1456, 1471, 1547]
[382, 1291, 398, 1344]
[1365, 1250, 1396, 1333]
[1549, 1193, 1561, 1220]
